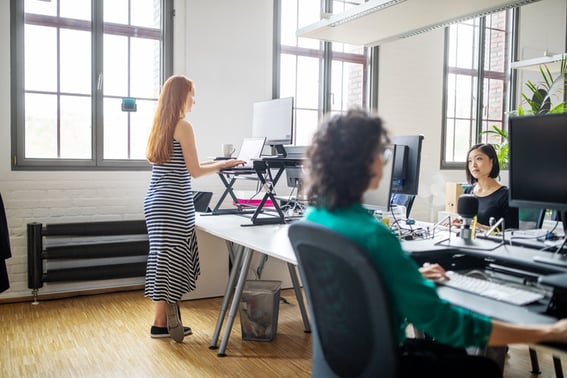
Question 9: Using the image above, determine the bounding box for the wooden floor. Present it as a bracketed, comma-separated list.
[0, 289, 563, 377]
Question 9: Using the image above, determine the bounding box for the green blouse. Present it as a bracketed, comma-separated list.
[303, 203, 492, 348]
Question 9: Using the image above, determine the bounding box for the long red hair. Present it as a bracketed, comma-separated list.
[146, 75, 193, 164]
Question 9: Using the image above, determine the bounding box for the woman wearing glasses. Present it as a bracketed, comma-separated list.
[302, 109, 567, 377]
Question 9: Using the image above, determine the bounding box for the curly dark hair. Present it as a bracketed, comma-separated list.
[465, 143, 500, 184]
[305, 109, 389, 210]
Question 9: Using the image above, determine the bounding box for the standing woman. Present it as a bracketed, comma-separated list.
[462, 143, 519, 230]
[144, 75, 244, 342]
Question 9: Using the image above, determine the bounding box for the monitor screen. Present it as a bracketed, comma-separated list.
[509, 113, 567, 211]
[390, 135, 424, 195]
[252, 97, 294, 146]
[363, 144, 396, 212]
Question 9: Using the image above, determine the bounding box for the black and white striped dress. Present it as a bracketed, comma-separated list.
[144, 140, 201, 303]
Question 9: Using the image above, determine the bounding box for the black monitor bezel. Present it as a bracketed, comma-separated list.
[508, 113, 567, 212]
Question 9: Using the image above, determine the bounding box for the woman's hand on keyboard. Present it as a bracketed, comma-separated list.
[419, 263, 449, 281]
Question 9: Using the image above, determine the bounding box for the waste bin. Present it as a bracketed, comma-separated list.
[239, 280, 281, 341]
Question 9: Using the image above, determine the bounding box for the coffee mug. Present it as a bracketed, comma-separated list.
[222, 143, 236, 157]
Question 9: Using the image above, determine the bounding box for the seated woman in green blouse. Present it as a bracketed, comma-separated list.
[302, 109, 567, 378]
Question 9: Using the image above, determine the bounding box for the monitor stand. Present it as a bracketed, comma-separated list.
[273, 144, 287, 158]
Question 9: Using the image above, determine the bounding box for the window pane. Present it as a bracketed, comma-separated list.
[281, 0, 298, 47]
[103, 97, 129, 159]
[60, 0, 91, 21]
[130, 99, 157, 159]
[25, 25, 57, 92]
[484, 78, 504, 122]
[454, 74, 475, 119]
[25, 0, 57, 17]
[104, 0, 129, 25]
[60, 95, 92, 159]
[445, 118, 456, 161]
[330, 61, 344, 111]
[446, 74, 456, 118]
[332, 61, 364, 111]
[280, 54, 297, 98]
[450, 23, 477, 70]
[297, 0, 321, 49]
[104, 34, 129, 97]
[296, 56, 319, 109]
[454, 119, 473, 162]
[131, 38, 161, 98]
[60, 29, 91, 94]
[131, 0, 161, 28]
[25, 93, 58, 158]
[485, 29, 506, 72]
[295, 108, 319, 146]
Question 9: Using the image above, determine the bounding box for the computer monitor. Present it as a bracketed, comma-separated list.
[363, 144, 396, 212]
[252, 97, 294, 157]
[509, 113, 567, 233]
[390, 135, 424, 195]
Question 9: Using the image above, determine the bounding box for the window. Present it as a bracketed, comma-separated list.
[276, 0, 369, 146]
[11, 0, 173, 170]
[442, 10, 512, 167]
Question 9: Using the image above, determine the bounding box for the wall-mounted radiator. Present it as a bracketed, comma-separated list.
[27, 220, 148, 303]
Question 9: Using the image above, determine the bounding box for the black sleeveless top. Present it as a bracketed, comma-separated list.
[464, 185, 519, 229]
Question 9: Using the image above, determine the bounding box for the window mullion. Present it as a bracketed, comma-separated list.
[93, 0, 103, 165]
[475, 17, 487, 145]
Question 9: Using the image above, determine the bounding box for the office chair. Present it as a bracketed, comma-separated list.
[288, 222, 399, 378]
[193, 191, 213, 212]
[390, 194, 415, 218]
[518, 208, 546, 230]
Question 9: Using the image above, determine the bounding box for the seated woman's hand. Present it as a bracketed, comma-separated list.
[450, 217, 462, 228]
[419, 263, 449, 281]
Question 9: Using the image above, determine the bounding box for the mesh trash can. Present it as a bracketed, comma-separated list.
[239, 280, 281, 341]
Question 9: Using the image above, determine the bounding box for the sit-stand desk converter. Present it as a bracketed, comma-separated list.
[195, 213, 310, 357]
[206, 157, 304, 225]
[209, 169, 260, 215]
[242, 156, 304, 226]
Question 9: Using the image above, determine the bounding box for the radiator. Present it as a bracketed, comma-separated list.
[27, 220, 148, 303]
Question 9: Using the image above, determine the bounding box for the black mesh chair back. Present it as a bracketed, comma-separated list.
[288, 221, 399, 378]
[193, 191, 213, 213]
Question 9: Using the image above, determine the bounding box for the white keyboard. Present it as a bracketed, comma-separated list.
[439, 271, 544, 306]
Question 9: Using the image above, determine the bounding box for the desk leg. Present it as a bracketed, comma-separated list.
[287, 263, 311, 333]
[209, 243, 245, 350]
[217, 247, 254, 357]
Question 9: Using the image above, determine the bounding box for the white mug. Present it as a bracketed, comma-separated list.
[222, 143, 236, 157]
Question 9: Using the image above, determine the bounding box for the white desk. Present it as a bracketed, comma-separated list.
[195, 213, 310, 356]
[196, 213, 567, 358]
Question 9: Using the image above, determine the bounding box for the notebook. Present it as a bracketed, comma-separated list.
[221, 137, 266, 172]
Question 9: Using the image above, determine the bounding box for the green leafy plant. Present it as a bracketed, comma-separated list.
[483, 55, 567, 168]
[482, 125, 509, 168]
[513, 57, 567, 116]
